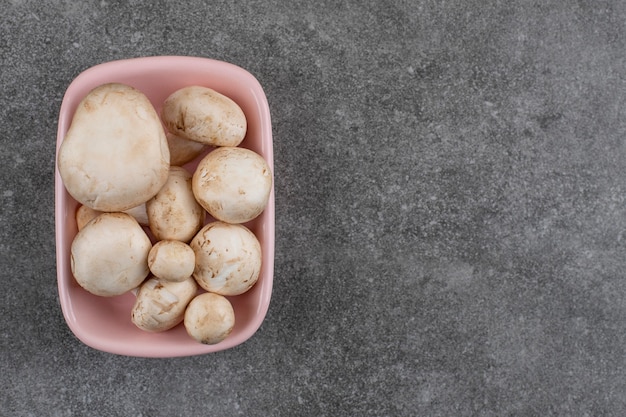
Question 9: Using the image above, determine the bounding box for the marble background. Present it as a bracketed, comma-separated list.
[3, 0, 626, 415]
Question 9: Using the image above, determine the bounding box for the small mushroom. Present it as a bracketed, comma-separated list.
[161, 86, 247, 147]
[146, 166, 205, 242]
[123, 203, 149, 226]
[58, 83, 170, 212]
[75, 205, 101, 231]
[71, 212, 152, 297]
[189, 221, 262, 296]
[192, 147, 272, 224]
[76, 203, 149, 231]
[166, 131, 207, 166]
[184, 292, 235, 345]
[131, 276, 198, 332]
[148, 240, 196, 282]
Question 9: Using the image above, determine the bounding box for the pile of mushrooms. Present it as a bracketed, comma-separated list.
[58, 83, 272, 345]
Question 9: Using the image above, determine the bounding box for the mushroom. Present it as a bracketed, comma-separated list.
[70, 212, 152, 297]
[184, 292, 235, 345]
[192, 147, 272, 224]
[123, 203, 149, 226]
[146, 166, 205, 242]
[76, 203, 149, 231]
[75, 204, 100, 231]
[166, 131, 207, 166]
[148, 240, 196, 282]
[58, 83, 170, 212]
[161, 86, 247, 147]
[189, 221, 262, 296]
[131, 276, 198, 332]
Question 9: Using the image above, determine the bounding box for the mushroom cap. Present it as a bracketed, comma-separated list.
[184, 292, 235, 345]
[76, 203, 148, 232]
[123, 203, 149, 226]
[147, 166, 206, 242]
[58, 83, 170, 212]
[190, 221, 262, 296]
[192, 147, 272, 224]
[75, 205, 101, 231]
[70, 212, 152, 297]
[165, 131, 207, 166]
[189, 221, 262, 295]
[161, 86, 247, 147]
[131, 276, 198, 332]
[148, 240, 196, 282]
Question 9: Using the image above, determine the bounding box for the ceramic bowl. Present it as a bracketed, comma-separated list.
[55, 56, 274, 357]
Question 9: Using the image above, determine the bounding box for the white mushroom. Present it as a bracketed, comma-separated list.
[161, 86, 247, 147]
[58, 83, 170, 212]
[123, 203, 149, 226]
[131, 276, 198, 332]
[184, 292, 235, 345]
[166, 131, 207, 166]
[70, 212, 152, 297]
[76, 203, 149, 231]
[146, 166, 206, 242]
[75, 205, 100, 231]
[148, 240, 196, 282]
[192, 147, 272, 224]
[189, 221, 262, 296]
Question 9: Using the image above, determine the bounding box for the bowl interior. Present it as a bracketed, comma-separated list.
[55, 56, 274, 357]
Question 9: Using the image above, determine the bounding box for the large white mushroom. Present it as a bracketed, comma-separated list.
[192, 147, 272, 224]
[189, 221, 262, 296]
[70, 212, 152, 297]
[58, 83, 170, 212]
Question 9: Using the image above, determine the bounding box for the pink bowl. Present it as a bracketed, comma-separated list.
[55, 56, 274, 357]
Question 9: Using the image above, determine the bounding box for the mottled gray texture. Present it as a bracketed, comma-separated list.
[3, 0, 626, 415]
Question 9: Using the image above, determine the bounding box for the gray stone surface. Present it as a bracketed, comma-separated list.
[3, 0, 626, 415]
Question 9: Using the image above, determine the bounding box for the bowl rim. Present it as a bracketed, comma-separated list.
[54, 56, 274, 357]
